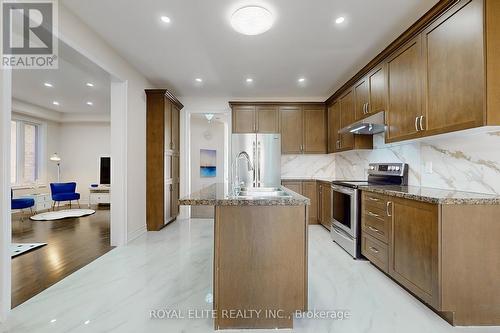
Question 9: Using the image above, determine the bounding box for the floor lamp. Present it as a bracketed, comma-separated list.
[50, 153, 61, 182]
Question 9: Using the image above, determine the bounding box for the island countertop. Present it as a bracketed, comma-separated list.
[179, 183, 310, 206]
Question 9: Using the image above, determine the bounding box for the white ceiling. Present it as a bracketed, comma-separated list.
[12, 41, 111, 114]
[61, 0, 439, 99]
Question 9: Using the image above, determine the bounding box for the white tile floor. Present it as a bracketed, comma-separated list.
[1, 218, 499, 333]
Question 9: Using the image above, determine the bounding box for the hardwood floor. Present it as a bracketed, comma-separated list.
[11, 207, 113, 308]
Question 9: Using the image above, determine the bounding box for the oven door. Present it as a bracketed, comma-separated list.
[330, 184, 358, 238]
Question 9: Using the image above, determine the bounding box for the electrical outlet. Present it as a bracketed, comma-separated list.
[425, 162, 433, 174]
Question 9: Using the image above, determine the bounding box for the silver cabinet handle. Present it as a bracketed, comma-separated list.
[363, 103, 366, 114]
[369, 246, 379, 254]
[415, 116, 419, 132]
[257, 142, 261, 186]
[367, 197, 379, 202]
[366, 102, 369, 114]
[386, 201, 393, 217]
[368, 226, 381, 234]
[367, 211, 380, 218]
[419, 115, 424, 131]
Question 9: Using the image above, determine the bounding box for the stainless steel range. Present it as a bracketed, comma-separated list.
[330, 163, 408, 258]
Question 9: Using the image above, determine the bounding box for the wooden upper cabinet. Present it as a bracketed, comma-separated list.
[256, 106, 279, 133]
[339, 89, 355, 150]
[422, 0, 484, 135]
[354, 78, 369, 121]
[303, 105, 327, 153]
[280, 105, 304, 154]
[389, 198, 439, 308]
[327, 101, 340, 153]
[386, 36, 423, 143]
[232, 105, 256, 133]
[367, 63, 387, 115]
[164, 99, 172, 151]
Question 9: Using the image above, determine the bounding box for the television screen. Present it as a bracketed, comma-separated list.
[100, 157, 111, 185]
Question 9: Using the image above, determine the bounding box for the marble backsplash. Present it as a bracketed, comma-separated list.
[281, 129, 500, 195]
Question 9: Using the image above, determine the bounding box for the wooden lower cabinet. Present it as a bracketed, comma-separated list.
[318, 182, 331, 230]
[282, 180, 319, 225]
[361, 190, 500, 326]
[302, 181, 318, 225]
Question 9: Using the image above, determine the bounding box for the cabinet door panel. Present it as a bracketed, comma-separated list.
[386, 36, 423, 142]
[390, 199, 439, 307]
[233, 106, 256, 133]
[354, 78, 369, 121]
[303, 106, 326, 153]
[302, 181, 318, 224]
[368, 64, 387, 115]
[280, 106, 303, 154]
[339, 90, 355, 150]
[327, 102, 340, 153]
[423, 0, 484, 134]
[171, 105, 180, 152]
[164, 99, 172, 150]
[282, 181, 302, 195]
[256, 106, 279, 133]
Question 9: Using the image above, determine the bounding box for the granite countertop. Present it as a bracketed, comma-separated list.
[179, 183, 310, 206]
[360, 185, 500, 205]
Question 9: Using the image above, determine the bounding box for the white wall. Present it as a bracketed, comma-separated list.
[58, 122, 110, 202]
[190, 117, 225, 192]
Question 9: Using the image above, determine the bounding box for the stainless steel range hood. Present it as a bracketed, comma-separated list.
[338, 111, 386, 135]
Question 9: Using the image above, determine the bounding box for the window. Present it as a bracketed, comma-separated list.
[10, 119, 42, 185]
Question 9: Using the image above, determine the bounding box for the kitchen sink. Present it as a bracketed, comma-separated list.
[236, 187, 292, 198]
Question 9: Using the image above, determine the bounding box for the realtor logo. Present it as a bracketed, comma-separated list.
[1, 0, 58, 69]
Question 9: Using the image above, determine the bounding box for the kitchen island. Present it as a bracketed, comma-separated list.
[180, 183, 310, 330]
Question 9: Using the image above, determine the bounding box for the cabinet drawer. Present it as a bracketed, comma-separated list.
[362, 192, 388, 211]
[362, 207, 390, 244]
[362, 233, 389, 273]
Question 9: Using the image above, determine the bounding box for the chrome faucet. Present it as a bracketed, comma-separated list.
[231, 151, 254, 195]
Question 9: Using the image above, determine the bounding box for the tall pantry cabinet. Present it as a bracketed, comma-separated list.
[145, 89, 183, 231]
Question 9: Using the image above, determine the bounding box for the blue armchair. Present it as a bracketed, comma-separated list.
[11, 189, 35, 221]
[50, 182, 80, 209]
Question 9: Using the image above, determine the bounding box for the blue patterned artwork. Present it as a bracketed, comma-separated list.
[200, 149, 216, 177]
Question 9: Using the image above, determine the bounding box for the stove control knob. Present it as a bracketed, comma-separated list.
[370, 166, 375, 170]
[388, 166, 394, 171]
[395, 166, 400, 171]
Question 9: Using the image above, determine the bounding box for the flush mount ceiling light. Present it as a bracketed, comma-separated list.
[231, 6, 274, 35]
[335, 16, 345, 24]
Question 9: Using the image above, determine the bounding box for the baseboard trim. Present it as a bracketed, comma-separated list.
[127, 225, 146, 243]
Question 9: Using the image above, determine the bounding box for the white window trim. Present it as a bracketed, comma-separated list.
[10, 115, 47, 188]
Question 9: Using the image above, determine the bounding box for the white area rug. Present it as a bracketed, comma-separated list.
[11, 243, 47, 257]
[30, 209, 96, 221]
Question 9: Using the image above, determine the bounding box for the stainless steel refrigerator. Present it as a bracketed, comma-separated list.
[231, 134, 281, 188]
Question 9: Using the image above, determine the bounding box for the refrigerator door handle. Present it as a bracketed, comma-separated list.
[257, 141, 261, 187]
[252, 141, 257, 187]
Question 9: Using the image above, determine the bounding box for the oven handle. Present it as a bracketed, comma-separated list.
[331, 225, 353, 241]
[331, 184, 356, 195]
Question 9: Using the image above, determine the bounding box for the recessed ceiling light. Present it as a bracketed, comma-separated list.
[50, 319, 57, 323]
[52, 101, 59, 106]
[335, 16, 345, 24]
[195, 78, 203, 83]
[160, 16, 171, 23]
[44, 82, 53, 87]
[86, 82, 94, 87]
[298, 78, 306, 83]
[231, 6, 274, 35]
[246, 78, 253, 83]
[86, 101, 93, 106]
